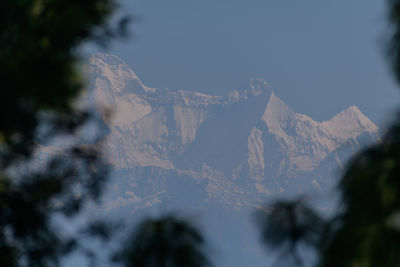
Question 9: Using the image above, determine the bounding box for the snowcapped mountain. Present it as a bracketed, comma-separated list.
[84, 53, 379, 212]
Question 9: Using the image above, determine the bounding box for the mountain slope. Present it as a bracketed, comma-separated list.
[85, 53, 380, 210]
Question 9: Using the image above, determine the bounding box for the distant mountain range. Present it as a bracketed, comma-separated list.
[83, 53, 380, 214]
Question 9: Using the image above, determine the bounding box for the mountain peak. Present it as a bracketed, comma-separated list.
[248, 78, 272, 96]
[331, 105, 377, 130]
[89, 53, 140, 81]
[321, 105, 378, 141]
[261, 91, 296, 134]
[88, 53, 156, 95]
[337, 105, 362, 118]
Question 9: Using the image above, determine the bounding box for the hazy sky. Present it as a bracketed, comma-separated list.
[93, 0, 400, 127]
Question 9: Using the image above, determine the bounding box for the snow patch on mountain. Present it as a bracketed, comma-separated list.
[321, 105, 378, 141]
[248, 127, 265, 181]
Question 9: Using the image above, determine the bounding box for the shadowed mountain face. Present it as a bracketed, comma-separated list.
[85, 53, 380, 212]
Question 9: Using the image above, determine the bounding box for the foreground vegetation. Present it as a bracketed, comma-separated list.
[2, 0, 400, 266]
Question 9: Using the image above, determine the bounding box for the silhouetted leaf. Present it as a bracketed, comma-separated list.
[115, 215, 212, 267]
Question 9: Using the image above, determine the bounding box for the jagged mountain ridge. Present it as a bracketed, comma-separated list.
[85, 53, 379, 210]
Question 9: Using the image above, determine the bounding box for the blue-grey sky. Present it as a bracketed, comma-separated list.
[95, 0, 400, 127]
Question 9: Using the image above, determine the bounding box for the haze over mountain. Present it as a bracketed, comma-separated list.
[83, 53, 379, 214]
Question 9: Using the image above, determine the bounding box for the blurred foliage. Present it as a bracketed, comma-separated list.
[388, 0, 400, 84]
[0, 2, 211, 267]
[12, 0, 400, 266]
[255, 1, 400, 266]
[255, 200, 326, 266]
[0, 0, 129, 266]
[319, 119, 400, 267]
[0, 0, 127, 160]
[114, 216, 212, 267]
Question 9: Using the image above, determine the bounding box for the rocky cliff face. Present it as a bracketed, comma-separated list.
[85, 53, 380, 212]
